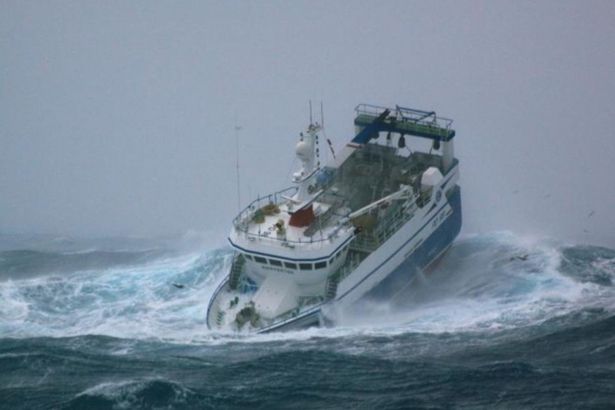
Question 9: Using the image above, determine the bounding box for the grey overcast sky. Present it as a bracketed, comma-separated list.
[1, 1, 615, 246]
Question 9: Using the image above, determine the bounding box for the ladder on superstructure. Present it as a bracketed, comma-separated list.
[229, 253, 245, 290]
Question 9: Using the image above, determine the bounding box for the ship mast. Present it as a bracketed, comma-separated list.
[292, 102, 322, 202]
[234, 123, 242, 211]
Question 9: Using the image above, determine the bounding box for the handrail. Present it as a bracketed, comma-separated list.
[355, 103, 454, 130]
[232, 185, 353, 245]
[257, 303, 324, 333]
[232, 186, 298, 228]
[206, 274, 230, 329]
[235, 222, 351, 246]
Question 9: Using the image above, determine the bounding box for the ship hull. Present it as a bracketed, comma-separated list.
[362, 185, 462, 301]
[206, 185, 461, 333]
[205, 276, 323, 333]
[258, 307, 322, 333]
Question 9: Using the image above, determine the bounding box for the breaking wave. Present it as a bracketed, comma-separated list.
[1, 232, 615, 408]
[1, 232, 614, 343]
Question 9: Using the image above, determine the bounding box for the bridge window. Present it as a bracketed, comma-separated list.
[284, 262, 297, 269]
[314, 261, 327, 269]
[269, 259, 283, 267]
[254, 256, 267, 264]
[299, 263, 313, 271]
[244, 254, 253, 261]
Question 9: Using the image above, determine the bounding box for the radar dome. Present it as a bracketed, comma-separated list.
[296, 140, 312, 161]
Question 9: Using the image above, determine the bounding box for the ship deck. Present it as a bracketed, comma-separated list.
[241, 201, 345, 244]
[232, 144, 444, 254]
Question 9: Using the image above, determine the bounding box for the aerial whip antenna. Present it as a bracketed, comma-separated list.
[234, 123, 242, 212]
[319, 101, 336, 159]
[327, 138, 336, 159]
[320, 101, 324, 128]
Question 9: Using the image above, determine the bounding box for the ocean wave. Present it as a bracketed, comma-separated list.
[334, 232, 615, 334]
[0, 249, 170, 280]
[2, 232, 614, 410]
[0, 232, 614, 346]
[64, 379, 202, 409]
[0, 250, 230, 341]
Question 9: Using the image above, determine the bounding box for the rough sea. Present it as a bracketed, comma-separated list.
[1, 232, 614, 409]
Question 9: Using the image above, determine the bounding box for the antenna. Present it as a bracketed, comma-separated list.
[319, 101, 336, 160]
[320, 101, 324, 128]
[234, 123, 242, 212]
[309, 100, 313, 125]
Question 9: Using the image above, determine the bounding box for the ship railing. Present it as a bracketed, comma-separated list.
[206, 274, 230, 329]
[236, 222, 350, 246]
[355, 103, 454, 130]
[234, 183, 422, 247]
[303, 200, 341, 237]
[268, 296, 325, 325]
[233, 185, 351, 245]
[377, 196, 419, 240]
[232, 186, 298, 230]
[350, 234, 380, 253]
[350, 195, 420, 253]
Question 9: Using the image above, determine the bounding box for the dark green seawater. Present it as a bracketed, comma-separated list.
[1, 233, 614, 409]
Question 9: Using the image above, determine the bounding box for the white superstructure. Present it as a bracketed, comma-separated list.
[207, 104, 462, 333]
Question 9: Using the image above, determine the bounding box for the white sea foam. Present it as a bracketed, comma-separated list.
[73, 378, 194, 409]
[336, 231, 615, 334]
[0, 232, 613, 345]
[0, 250, 230, 341]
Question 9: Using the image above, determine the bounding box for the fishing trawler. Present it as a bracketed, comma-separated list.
[206, 104, 462, 333]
